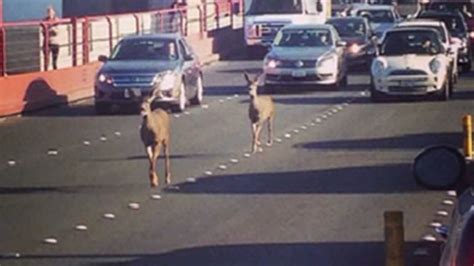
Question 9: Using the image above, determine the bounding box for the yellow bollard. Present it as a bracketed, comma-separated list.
[385, 211, 405, 266]
[463, 115, 473, 159]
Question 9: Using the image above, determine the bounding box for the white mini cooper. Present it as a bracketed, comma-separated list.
[370, 27, 453, 101]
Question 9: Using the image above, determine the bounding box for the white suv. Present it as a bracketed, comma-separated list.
[397, 19, 459, 85]
[370, 27, 453, 101]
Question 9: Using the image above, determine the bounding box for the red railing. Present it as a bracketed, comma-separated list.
[0, 0, 243, 77]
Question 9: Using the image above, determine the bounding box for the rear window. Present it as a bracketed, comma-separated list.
[419, 13, 467, 35]
[357, 9, 394, 23]
[399, 25, 447, 42]
[381, 30, 443, 55]
[456, 214, 474, 266]
[427, 3, 473, 19]
[274, 29, 333, 47]
[327, 19, 367, 38]
[110, 39, 178, 61]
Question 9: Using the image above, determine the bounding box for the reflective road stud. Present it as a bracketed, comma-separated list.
[151, 194, 162, 200]
[128, 203, 140, 210]
[75, 225, 88, 231]
[103, 213, 116, 219]
[43, 238, 58, 245]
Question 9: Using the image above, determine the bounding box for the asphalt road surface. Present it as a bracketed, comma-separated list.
[1, 55, 473, 265]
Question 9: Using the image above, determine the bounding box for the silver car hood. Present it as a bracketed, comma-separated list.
[269, 47, 334, 60]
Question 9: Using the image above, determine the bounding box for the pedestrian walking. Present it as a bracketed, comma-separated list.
[43, 6, 60, 70]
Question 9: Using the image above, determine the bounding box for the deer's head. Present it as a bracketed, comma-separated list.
[140, 78, 162, 117]
[244, 72, 261, 98]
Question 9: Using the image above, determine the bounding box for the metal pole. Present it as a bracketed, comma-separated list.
[0, 0, 3, 25]
[464, 115, 473, 158]
[384, 211, 405, 266]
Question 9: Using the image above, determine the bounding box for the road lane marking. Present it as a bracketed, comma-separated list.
[436, 210, 449, 217]
[103, 213, 116, 219]
[150, 194, 162, 200]
[43, 238, 58, 245]
[442, 200, 454, 206]
[218, 164, 228, 170]
[243, 153, 251, 158]
[128, 203, 140, 210]
[100, 136, 107, 142]
[83, 140, 91, 146]
[114, 131, 122, 137]
[47, 149, 59, 156]
[202, 104, 209, 109]
[421, 235, 437, 242]
[186, 177, 197, 183]
[0, 253, 21, 258]
[174, 114, 181, 118]
[447, 190, 457, 197]
[7, 160, 16, 166]
[429, 222, 442, 228]
[75, 225, 88, 231]
[230, 159, 239, 164]
[204, 171, 213, 176]
[284, 133, 292, 139]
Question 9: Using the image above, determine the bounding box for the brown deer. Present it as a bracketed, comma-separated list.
[139, 86, 171, 187]
[244, 72, 275, 153]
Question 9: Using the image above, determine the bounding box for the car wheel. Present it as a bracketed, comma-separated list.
[173, 81, 187, 112]
[95, 102, 110, 115]
[448, 74, 454, 96]
[437, 79, 450, 101]
[190, 75, 203, 105]
[370, 82, 383, 102]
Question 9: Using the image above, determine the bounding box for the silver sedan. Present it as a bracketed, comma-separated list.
[263, 24, 348, 91]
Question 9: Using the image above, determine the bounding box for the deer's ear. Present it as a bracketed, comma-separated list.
[243, 72, 252, 84]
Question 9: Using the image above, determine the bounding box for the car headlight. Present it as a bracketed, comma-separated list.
[98, 73, 112, 84]
[316, 55, 337, 73]
[429, 58, 442, 74]
[264, 57, 281, 68]
[349, 43, 362, 54]
[371, 59, 387, 76]
[154, 71, 176, 91]
[470, 31, 474, 39]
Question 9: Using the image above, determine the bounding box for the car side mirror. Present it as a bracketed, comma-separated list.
[98, 55, 108, 62]
[336, 40, 347, 47]
[316, 0, 323, 12]
[413, 145, 465, 190]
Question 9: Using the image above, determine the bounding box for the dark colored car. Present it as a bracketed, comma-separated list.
[94, 33, 203, 113]
[326, 16, 377, 67]
[417, 10, 472, 72]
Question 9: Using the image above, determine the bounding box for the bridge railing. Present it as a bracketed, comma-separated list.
[0, 0, 243, 77]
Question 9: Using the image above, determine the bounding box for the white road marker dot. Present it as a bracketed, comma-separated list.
[244, 153, 251, 158]
[230, 159, 239, 164]
[202, 104, 209, 109]
[128, 203, 140, 210]
[442, 200, 454, 206]
[301, 126, 307, 130]
[114, 131, 122, 137]
[257, 147, 264, 153]
[332, 109, 339, 113]
[337, 105, 344, 110]
[218, 164, 228, 170]
[234, 94, 239, 98]
[1, 253, 21, 258]
[75, 225, 88, 231]
[422, 235, 437, 242]
[204, 171, 213, 176]
[429, 222, 442, 228]
[43, 238, 58, 245]
[47, 149, 59, 156]
[100, 136, 107, 142]
[361, 91, 367, 96]
[436, 210, 449, 217]
[83, 140, 91, 146]
[316, 118, 323, 123]
[219, 99, 225, 103]
[7, 160, 16, 166]
[174, 114, 181, 118]
[184, 111, 191, 115]
[150, 194, 162, 200]
[447, 190, 457, 197]
[310, 122, 316, 126]
[284, 133, 292, 139]
[186, 177, 197, 183]
[103, 213, 116, 219]
[226, 97, 232, 100]
[343, 103, 349, 106]
[275, 138, 283, 143]
[293, 129, 300, 134]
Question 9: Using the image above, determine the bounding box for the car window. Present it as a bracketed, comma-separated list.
[274, 29, 333, 47]
[328, 19, 366, 38]
[178, 40, 188, 58]
[357, 9, 395, 23]
[419, 14, 467, 35]
[110, 39, 179, 61]
[456, 214, 474, 265]
[400, 25, 447, 43]
[381, 30, 444, 56]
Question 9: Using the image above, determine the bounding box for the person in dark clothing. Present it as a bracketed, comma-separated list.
[169, 0, 187, 33]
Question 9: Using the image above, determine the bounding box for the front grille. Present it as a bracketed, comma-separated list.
[111, 73, 156, 88]
[266, 74, 320, 82]
[388, 86, 427, 93]
[280, 60, 317, 68]
[389, 69, 427, 76]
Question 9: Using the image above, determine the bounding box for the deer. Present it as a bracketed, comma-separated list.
[244, 72, 275, 154]
[139, 85, 171, 187]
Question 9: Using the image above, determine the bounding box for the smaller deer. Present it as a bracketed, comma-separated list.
[139, 86, 171, 187]
[244, 72, 275, 153]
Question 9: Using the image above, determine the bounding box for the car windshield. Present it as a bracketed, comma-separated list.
[246, 0, 303, 15]
[274, 29, 333, 47]
[418, 14, 467, 35]
[456, 214, 474, 265]
[357, 9, 394, 23]
[110, 39, 178, 61]
[428, 3, 473, 19]
[381, 30, 443, 56]
[328, 19, 366, 38]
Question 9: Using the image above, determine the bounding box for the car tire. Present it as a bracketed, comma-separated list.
[173, 81, 187, 112]
[437, 79, 450, 101]
[370, 82, 384, 102]
[190, 75, 203, 105]
[95, 102, 110, 115]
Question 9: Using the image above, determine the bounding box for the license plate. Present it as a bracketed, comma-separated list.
[292, 70, 306, 78]
[399, 80, 414, 87]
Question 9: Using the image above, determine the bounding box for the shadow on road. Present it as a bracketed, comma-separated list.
[165, 163, 419, 195]
[294, 132, 461, 151]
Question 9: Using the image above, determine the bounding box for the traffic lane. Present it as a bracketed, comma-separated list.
[1, 77, 458, 265]
[0, 60, 356, 257]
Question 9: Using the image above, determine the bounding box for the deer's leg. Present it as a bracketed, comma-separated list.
[146, 145, 157, 187]
[255, 124, 263, 150]
[163, 140, 171, 185]
[150, 143, 162, 187]
[267, 115, 274, 146]
[251, 123, 258, 153]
